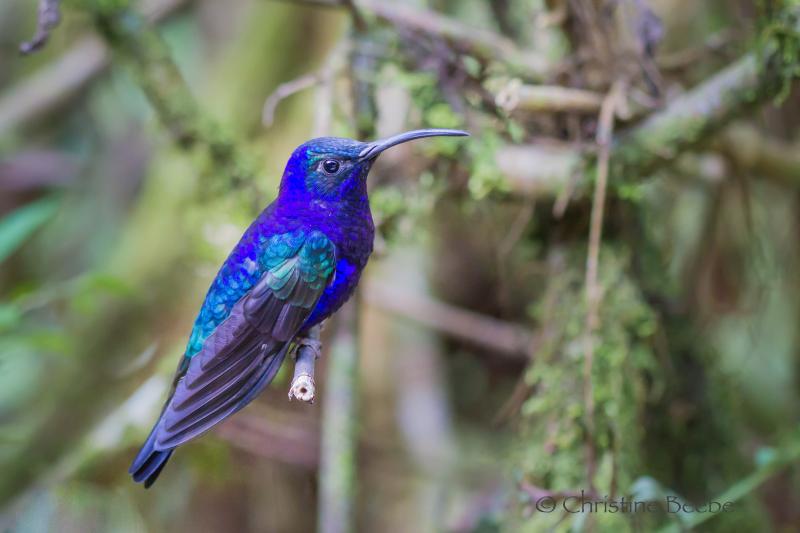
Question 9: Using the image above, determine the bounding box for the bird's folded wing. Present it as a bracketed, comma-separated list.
[153, 230, 336, 450]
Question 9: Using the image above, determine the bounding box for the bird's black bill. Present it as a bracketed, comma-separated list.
[358, 129, 469, 161]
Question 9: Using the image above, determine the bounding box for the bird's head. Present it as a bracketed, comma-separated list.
[279, 129, 469, 202]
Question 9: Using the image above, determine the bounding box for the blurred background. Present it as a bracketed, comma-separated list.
[1, 0, 799, 531]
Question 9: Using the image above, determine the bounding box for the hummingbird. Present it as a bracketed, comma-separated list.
[130, 128, 469, 487]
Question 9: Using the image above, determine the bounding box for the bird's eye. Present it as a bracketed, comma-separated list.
[321, 159, 341, 175]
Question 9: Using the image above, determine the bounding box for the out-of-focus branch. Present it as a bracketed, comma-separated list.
[262, 73, 326, 127]
[716, 124, 800, 187]
[609, 54, 776, 179]
[364, 280, 536, 361]
[0, 0, 189, 136]
[496, 143, 584, 197]
[656, 29, 737, 71]
[358, 0, 550, 79]
[216, 412, 320, 468]
[19, 0, 62, 55]
[494, 79, 605, 113]
[497, 7, 800, 196]
[318, 301, 359, 533]
[266, 0, 552, 79]
[92, 4, 257, 191]
[1, 37, 106, 135]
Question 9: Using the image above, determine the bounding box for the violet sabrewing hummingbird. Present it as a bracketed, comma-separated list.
[130, 128, 469, 487]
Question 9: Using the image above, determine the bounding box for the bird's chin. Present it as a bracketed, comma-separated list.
[355, 161, 374, 181]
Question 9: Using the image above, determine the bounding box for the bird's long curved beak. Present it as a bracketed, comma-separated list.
[358, 129, 469, 161]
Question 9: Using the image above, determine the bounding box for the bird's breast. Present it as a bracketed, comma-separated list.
[303, 208, 374, 327]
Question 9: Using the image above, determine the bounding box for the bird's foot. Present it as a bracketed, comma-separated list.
[288, 326, 322, 404]
[294, 336, 322, 359]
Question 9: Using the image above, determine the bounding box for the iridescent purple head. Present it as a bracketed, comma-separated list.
[279, 129, 469, 201]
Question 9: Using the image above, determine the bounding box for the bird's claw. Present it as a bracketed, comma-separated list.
[294, 336, 322, 360]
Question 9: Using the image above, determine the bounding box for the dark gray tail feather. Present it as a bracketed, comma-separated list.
[129, 344, 290, 487]
[154, 344, 290, 450]
[129, 423, 173, 488]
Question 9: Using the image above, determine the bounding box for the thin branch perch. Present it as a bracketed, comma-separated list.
[289, 325, 322, 403]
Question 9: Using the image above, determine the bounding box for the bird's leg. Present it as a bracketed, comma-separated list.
[288, 324, 323, 403]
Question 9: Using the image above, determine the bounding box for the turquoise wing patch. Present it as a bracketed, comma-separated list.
[260, 230, 335, 308]
[185, 229, 335, 358]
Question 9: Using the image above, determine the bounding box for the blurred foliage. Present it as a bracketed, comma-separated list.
[1, 0, 799, 532]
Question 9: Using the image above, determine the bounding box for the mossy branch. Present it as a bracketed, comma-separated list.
[88, 2, 259, 191]
[0, 0, 188, 136]
[498, 5, 800, 197]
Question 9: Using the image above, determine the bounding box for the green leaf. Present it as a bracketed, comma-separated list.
[0, 197, 60, 264]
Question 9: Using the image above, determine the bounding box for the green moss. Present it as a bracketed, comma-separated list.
[758, 6, 800, 102]
[514, 249, 659, 502]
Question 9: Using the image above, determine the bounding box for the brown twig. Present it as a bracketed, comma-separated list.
[20, 0, 62, 55]
[262, 42, 347, 128]
[582, 80, 626, 492]
[262, 73, 327, 127]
